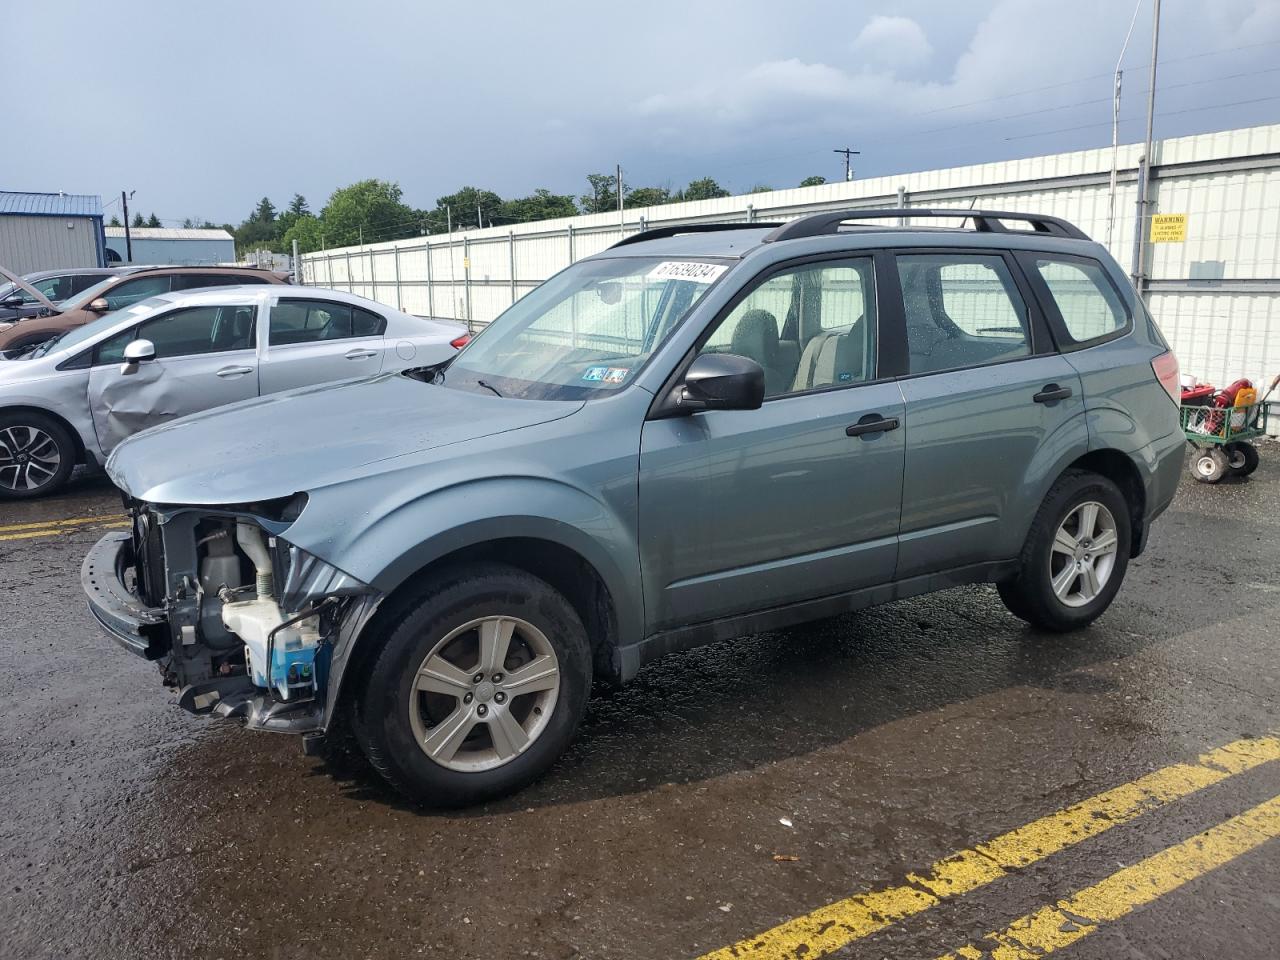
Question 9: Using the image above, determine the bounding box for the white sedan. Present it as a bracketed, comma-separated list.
[0, 285, 468, 498]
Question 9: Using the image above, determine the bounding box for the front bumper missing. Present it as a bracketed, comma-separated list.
[82, 531, 168, 660]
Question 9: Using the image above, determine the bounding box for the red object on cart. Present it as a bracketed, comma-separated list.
[1180, 384, 1215, 406]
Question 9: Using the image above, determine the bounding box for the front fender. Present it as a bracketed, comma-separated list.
[310, 476, 643, 729]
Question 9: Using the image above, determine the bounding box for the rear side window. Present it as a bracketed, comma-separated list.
[1032, 258, 1128, 345]
[171, 274, 265, 291]
[896, 254, 1031, 375]
[270, 299, 386, 345]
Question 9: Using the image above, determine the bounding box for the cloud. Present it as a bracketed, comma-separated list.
[852, 15, 933, 71]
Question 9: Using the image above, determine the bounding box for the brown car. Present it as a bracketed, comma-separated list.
[0, 266, 290, 352]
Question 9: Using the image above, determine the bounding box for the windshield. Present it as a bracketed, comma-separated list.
[441, 256, 731, 400]
[37, 296, 171, 358]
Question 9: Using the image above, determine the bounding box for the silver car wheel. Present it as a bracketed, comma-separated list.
[408, 616, 561, 773]
[1049, 500, 1119, 608]
[0, 425, 62, 492]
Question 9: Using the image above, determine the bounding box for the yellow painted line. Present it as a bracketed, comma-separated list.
[696, 735, 1280, 960]
[0, 519, 129, 542]
[937, 793, 1280, 959]
[0, 514, 124, 534]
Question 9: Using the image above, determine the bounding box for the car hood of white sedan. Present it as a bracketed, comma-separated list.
[107, 372, 584, 505]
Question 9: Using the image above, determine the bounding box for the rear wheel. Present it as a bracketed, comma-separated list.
[998, 470, 1131, 632]
[1224, 441, 1259, 477]
[1191, 447, 1229, 483]
[351, 563, 592, 806]
[0, 411, 76, 499]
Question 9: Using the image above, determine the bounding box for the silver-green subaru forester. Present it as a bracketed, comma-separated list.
[85, 209, 1185, 805]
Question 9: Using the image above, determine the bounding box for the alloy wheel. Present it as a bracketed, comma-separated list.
[1049, 500, 1119, 608]
[0, 425, 61, 492]
[408, 616, 561, 772]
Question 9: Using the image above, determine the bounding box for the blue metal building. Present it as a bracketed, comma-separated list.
[104, 227, 236, 266]
[0, 191, 106, 273]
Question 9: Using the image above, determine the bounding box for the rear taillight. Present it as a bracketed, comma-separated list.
[1152, 351, 1180, 407]
[450, 333, 471, 349]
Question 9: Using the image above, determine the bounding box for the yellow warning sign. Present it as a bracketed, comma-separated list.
[463, 257, 471, 269]
[1150, 213, 1187, 243]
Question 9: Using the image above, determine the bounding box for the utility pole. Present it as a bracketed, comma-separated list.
[120, 190, 134, 262]
[292, 238, 300, 285]
[1131, 0, 1161, 297]
[833, 147, 860, 182]
[477, 203, 483, 229]
[616, 163, 624, 219]
[1107, 0, 1143, 250]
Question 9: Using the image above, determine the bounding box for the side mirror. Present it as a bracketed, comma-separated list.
[88, 297, 111, 313]
[119, 338, 156, 375]
[673, 353, 764, 414]
[1, 294, 25, 308]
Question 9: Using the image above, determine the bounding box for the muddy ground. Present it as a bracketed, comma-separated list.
[2, 453, 1278, 959]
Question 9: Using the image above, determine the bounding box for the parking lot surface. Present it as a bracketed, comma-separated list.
[2, 455, 1279, 960]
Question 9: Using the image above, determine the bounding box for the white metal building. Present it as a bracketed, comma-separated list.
[302, 122, 1280, 394]
[0, 191, 105, 274]
[104, 227, 235, 266]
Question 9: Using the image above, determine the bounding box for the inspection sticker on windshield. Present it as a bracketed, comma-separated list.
[583, 367, 607, 381]
[646, 261, 727, 284]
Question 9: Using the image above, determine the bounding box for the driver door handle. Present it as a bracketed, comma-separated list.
[846, 414, 900, 437]
[345, 348, 378, 360]
[1033, 383, 1073, 403]
[216, 365, 254, 378]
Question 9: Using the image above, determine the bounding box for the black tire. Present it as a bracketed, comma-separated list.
[1224, 441, 1260, 477]
[0, 410, 76, 499]
[1191, 447, 1229, 483]
[351, 562, 591, 807]
[998, 469, 1132, 632]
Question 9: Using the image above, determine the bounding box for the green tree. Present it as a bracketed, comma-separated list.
[320, 179, 416, 246]
[681, 177, 730, 201]
[624, 186, 671, 208]
[748, 184, 774, 194]
[799, 175, 826, 187]
[253, 197, 277, 223]
[132, 213, 145, 228]
[501, 188, 578, 224]
[581, 173, 624, 214]
[281, 214, 325, 254]
[288, 194, 309, 216]
[146, 213, 161, 228]
[108, 215, 121, 227]
[433, 186, 504, 230]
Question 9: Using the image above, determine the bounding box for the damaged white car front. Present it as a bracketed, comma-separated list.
[83, 495, 382, 748]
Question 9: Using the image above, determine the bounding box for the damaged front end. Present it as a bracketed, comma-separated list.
[83, 495, 382, 742]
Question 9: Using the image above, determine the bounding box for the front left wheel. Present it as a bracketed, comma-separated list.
[0, 411, 76, 499]
[351, 563, 592, 807]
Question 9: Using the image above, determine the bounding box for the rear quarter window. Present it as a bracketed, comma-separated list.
[1033, 257, 1129, 345]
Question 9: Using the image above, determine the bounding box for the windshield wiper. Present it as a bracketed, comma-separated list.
[476, 379, 504, 398]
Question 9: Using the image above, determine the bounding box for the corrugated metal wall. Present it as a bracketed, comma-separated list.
[104, 237, 237, 266]
[302, 123, 1280, 394]
[0, 214, 100, 273]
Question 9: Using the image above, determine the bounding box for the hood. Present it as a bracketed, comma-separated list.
[107, 372, 584, 505]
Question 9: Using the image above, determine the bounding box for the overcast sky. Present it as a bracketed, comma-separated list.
[9, 0, 1280, 226]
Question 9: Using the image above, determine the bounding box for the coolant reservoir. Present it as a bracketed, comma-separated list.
[221, 597, 320, 701]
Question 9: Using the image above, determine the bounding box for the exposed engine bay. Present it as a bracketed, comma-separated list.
[122, 496, 381, 737]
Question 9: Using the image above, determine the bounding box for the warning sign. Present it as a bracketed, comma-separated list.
[1150, 213, 1187, 243]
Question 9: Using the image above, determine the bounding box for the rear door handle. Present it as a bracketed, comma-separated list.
[345, 348, 378, 360]
[846, 414, 900, 437]
[1033, 383, 1073, 403]
[216, 365, 254, 378]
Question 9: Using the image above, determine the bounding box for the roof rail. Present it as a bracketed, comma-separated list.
[762, 208, 1090, 243]
[609, 221, 782, 249]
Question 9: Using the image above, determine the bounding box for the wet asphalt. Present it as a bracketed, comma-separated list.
[1, 453, 1278, 960]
